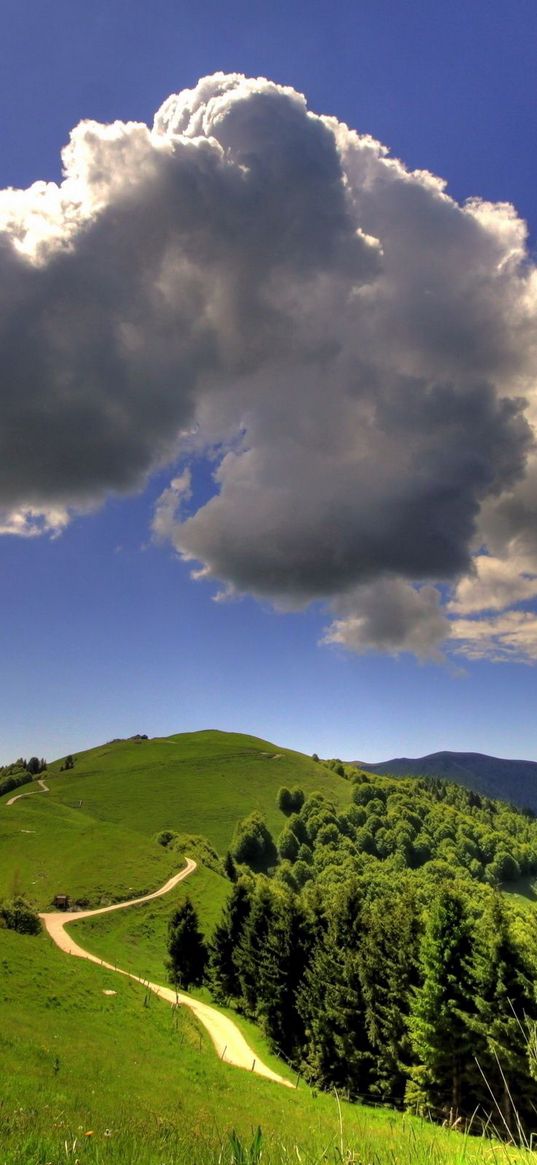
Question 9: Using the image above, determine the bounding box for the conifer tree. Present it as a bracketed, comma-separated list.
[299, 880, 372, 1094]
[408, 886, 478, 1118]
[209, 879, 252, 1002]
[474, 894, 537, 1134]
[255, 890, 313, 1061]
[236, 881, 277, 1014]
[166, 898, 207, 990]
[358, 884, 420, 1101]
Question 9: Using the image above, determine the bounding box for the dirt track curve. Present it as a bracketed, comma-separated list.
[6, 777, 49, 806]
[40, 859, 291, 1087]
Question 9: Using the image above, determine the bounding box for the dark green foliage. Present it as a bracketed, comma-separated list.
[0, 769, 33, 798]
[300, 881, 372, 1094]
[156, 829, 178, 847]
[166, 898, 207, 990]
[60, 755, 75, 771]
[474, 895, 537, 1134]
[256, 892, 313, 1060]
[206, 766, 537, 1137]
[26, 756, 46, 775]
[1, 896, 41, 935]
[209, 879, 252, 1002]
[278, 826, 299, 862]
[231, 812, 278, 872]
[407, 887, 480, 1117]
[358, 885, 420, 1102]
[224, 851, 238, 882]
[277, 787, 305, 815]
[277, 787, 293, 813]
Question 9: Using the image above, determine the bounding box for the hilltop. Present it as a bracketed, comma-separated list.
[0, 728, 349, 907]
[353, 750, 537, 812]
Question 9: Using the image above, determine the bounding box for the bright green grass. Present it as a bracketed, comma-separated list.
[74, 864, 230, 983]
[2, 730, 536, 1164]
[1, 926, 532, 1165]
[0, 730, 349, 907]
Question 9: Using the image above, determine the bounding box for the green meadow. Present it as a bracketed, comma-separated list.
[2, 729, 537, 1164]
[0, 730, 349, 908]
[1, 925, 533, 1165]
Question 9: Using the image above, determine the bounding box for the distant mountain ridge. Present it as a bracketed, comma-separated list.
[353, 750, 537, 812]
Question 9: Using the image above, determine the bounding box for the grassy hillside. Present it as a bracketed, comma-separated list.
[1, 918, 532, 1165]
[0, 729, 349, 907]
[3, 728, 537, 1163]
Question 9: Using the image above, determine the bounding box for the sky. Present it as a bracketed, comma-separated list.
[2, 0, 537, 765]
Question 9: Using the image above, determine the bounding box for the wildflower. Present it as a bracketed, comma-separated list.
[84, 1130, 94, 1137]
[104, 1128, 112, 1137]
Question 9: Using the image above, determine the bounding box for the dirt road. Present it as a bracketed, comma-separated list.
[6, 777, 49, 806]
[40, 859, 291, 1087]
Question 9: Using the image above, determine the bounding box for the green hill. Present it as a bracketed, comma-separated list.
[3, 728, 537, 1164]
[3, 926, 529, 1165]
[0, 729, 349, 908]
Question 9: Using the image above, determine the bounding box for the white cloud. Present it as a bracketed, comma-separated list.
[0, 506, 69, 538]
[1, 73, 537, 661]
[449, 610, 537, 664]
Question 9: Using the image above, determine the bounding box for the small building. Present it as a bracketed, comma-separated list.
[53, 894, 70, 910]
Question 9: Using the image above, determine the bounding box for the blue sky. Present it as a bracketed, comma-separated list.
[1, 0, 537, 764]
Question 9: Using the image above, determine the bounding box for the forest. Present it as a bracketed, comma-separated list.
[168, 771, 537, 1139]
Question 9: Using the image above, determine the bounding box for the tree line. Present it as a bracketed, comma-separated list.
[165, 773, 537, 1138]
[0, 756, 47, 799]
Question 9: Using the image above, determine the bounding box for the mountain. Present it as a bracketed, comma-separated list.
[354, 750, 537, 811]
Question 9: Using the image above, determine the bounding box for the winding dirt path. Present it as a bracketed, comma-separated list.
[40, 859, 291, 1087]
[6, 777, 49, 806]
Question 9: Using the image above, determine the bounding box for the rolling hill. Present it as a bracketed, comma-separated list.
[354, 750, 537, 811]
[0, 728, 350, 907]
[2, 728, 537, 1163]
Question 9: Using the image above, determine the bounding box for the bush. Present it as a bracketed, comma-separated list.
[231, 811, 278, 872]
[278, 827, 300, 862]
[155, 829, 178, 847]
[1, 897, 41, 935]
[0, 771, 32, 799]
[277, 786, 305, 815]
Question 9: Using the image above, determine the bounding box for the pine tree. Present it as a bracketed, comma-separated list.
[255, 890, 313, 1062]
[474, 894, 537, 1135]
[408, 886, 478, 1118]
[209, 879, 252, 1002]
[236, 881, 277, 1014]
[299, 880, 372, 1094]
[358, 883, 420, 1102]
[166, 898, 207, 990]
[224, 851, 237, 882]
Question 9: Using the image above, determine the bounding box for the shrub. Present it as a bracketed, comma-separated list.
[231, 812, 278, 873]
[1, 897, 41, 935]
[155, 829, 178, 847]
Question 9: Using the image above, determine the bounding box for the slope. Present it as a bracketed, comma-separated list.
[0, 729, 350, 907]
[2, 927, 529, 1165]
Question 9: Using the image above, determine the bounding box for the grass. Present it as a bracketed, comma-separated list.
[2, 728, 537, 1164]
[0, 729, 350, 908]
[74, 863, 230, 983]
[1, 926, 533, 1165]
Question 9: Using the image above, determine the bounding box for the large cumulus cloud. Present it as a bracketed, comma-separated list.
[2, 72, 537, 661]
